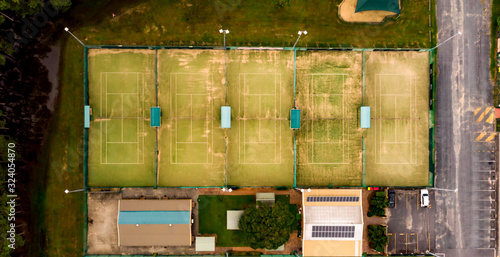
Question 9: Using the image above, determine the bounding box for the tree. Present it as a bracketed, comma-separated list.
[367, 225, 388, 253]
[367, 191, 389, 217]
[239, 201, 295, 250]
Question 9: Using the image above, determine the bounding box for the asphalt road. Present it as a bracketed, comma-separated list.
[434, 0, 496, 256]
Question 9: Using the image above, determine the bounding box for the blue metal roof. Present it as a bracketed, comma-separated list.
[84, 105, 90, 128]
[290, 109, 300, 129]
[118, 211, 190, 225]
[221, 106, 231, 128]
[360, 106, 371, 129]
[150, 107, 161, 127]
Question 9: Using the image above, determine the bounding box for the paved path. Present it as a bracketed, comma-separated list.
[434, 0, 496, 256]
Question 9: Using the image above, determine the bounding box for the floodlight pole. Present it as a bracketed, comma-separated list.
[293, 31, 307, 48]
[64, 27, 85, 46]
[219, 29, 229, 104]
[429, 187, 458, 193]
[429, 31, 461, 51]
[64, 188, 85, 194]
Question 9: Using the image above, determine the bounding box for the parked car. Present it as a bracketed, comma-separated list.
[388, 189, 396, 208]
[420, 189, 429, 208]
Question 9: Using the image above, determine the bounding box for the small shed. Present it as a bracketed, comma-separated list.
[195, 236, 215, 252]
[291, 109, 301, 129]
[221, 106, 231, 128]
[226, 210, 244, 230]
[150, 107, 161, 127]
[360, 106, 371, 129]
[256, 192, 275, 205]
[84, 105, 91, 128]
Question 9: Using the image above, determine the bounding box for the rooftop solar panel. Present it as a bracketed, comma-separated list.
[306, 196, 359, 202]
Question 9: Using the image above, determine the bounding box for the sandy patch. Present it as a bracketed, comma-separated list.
[339, 0, 399, 23]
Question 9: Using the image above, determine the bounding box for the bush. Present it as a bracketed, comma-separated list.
[367, 192, 389, 217]
[367, 225, 388, 253]
[273, 0, 290, 8]
[239, 201, 295, 250]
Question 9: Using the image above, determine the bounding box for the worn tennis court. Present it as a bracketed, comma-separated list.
[295, 51, 363, 186]
[86, 48, 430, 187]
[157, 50, 226, 187]
[226, 50, 294, 186]
[87, 49, 156, 186]
[363, 51, 430, 186]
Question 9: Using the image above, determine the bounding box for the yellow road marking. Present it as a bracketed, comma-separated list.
[485, 133, 496, 142]
[486, 113, 495, 123]
[476, 133, 487, 141]
[476, 107, 494, 123]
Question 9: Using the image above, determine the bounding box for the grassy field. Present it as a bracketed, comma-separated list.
[491, 0, 500, 110]
[226, 50, 294, 186]
[87, 49, 156, 186]
[76, 0, 436, 48]
[295, 51, 363, 186]
[363, 51, 430, 186]
[197, 194, 296, 247]
[157, 49, 226, 186]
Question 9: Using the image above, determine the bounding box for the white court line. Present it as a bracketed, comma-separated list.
[239, 73, 281, 164]
[105, 73, 108, 163]
[307, 74, 349, 164]
[170, 72, 213, 164]
[375, 74, 417, 165]
[106, 93, 137, 95]
[107, 142, 139, 144]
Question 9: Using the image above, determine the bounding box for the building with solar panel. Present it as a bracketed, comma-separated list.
[301, 189, 364, 257]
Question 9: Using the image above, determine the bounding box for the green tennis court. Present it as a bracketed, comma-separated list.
[87, 49, 156, 187]
[363, 51, 430, 186]
[226, 50, 294, 186]
[86, 48, 430, 188]
[295, 51, 363, 186]
[157, 49, 226, 187]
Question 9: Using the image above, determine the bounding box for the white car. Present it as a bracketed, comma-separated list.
[420, 189, 429, 208]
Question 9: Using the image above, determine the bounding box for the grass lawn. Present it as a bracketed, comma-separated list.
[198, 194, 297, 247]
[74, 0, 435, 48]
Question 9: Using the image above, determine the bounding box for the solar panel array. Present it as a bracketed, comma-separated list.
[306, 196, 359, 202]
[311, 225, 355, 238]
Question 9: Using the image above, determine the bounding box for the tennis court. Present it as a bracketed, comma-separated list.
[86, 48, 430, 188]
[157, 49, 226, 187]
[87, 49, 156, 186]
[226, 50, 294, 186]
[363, 51, 430, 186]
[295, 51, 363, 186]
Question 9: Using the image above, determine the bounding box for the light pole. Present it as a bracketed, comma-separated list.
[429, 187, 458, 193]
[64, 189, 85, 194]
[219, 29, 229, 103]
[426, 250, 444, 257]
[429, 31, 461, 51]
[64, 27, 85, 46]
[293, 31, 307, 48]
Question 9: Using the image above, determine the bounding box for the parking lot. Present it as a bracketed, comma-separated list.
[387, 189, 435, 255]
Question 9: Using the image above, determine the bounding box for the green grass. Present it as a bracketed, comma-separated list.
[197, 194, 297, 247]
[198, 195, 254, 247]
[363, 51, 429, 186]
[87, 49, 156, 186]
[295, 51, 363, 186]
[491, 0, 500, 107]
[226, 51, 294, 186]
[74, 0, 435, 48]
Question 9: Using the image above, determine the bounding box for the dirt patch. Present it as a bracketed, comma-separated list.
[339, 0, 398, 23]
